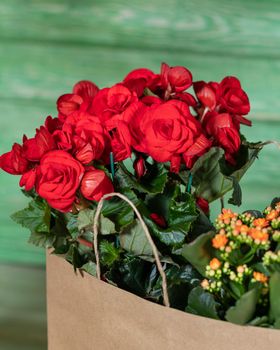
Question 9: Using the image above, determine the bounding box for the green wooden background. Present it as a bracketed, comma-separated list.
[0, 0, 280, 348]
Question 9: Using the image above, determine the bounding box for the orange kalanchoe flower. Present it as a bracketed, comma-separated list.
[218, 208, 237, 223]
[248, 228, 269, 242]
[253, 271, 268, 284]
[253, 218, 269, 228]
[234, 221, 249, 234]
[266, 209, 279, 221]
[212, 232, 228, 249]
[209, 258, 221, 270]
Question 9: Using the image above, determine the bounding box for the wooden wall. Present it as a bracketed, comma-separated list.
[0, 0, 280, 264]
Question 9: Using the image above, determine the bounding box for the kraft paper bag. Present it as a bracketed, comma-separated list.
[47, 252, 280, 350]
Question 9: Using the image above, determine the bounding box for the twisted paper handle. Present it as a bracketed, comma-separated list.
[93, 192, 170, 307]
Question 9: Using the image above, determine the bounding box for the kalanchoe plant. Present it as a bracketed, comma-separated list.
[0, 63, 270, 327]
[193, 199, 280, 328]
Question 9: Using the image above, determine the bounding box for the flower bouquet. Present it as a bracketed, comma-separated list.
[1, 63, 279, 349]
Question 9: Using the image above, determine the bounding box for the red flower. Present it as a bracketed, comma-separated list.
[36, 150, 84, 212]
[81, 167, 114, 201]
[0, 143, 29, 175]
[52, 130, 72, 151]
[219, 76, 250, 117]
[183, 133, 211, 169]
[133, 156, 146, 178]
[150, 213, 167, 228]
[57, 94, 85, 121]
[161, 62, 192, 93]
[131, 101, 207, 164]
[90, 84, 138, 128]
[204, 112, 241, 164]
[72, 80, 99, 104]
[22, 126, 56, 162]
[44, 116, 62, 134]
[196, 197, 209, 215]
[173, 92, 197, 107]
[19, 168, 37, 191]
[123, 68, 159, 96]
[69, 115, 106, 164]
[193, 81, 217, 111]
[110, 121, 132, 162]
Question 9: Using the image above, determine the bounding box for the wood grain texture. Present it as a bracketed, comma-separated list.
[1, 0, 280, 57]
[1, 42, 280, 120]
[0, 0, 279, 266]
[0, 264, 47, 350]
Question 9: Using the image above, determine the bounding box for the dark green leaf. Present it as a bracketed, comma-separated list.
[149, 265, 202, 309]
[271, 197, 280, 208]
[227, 176, 242, 206]
[11, 199, 51, 233]
[65, 245, 84, 269]
[115, 161, 168, 194]
[181, 231, 215, 275]
[120, 219, 153, 256]
[78, 208, 115, 235]
[168, 191, 198, 226]
[28, 231, 55, 248]
[269, 272, 280, 323]
[81, 261, 97, 277]
[101, 189, 142, 229]
[65, 213, 79, 239]
[248, 316, 270, 327]
[190, 209, 214, 239]
[100, 240, 121, 267]
[186, 286, 220, 319]
[108, 256, 150, 297]
[243, 210, 263, 219]
[274, 318, 280, 329]
[191, 144, 262, 203]
[145, 217, 187, 247]
[225, 287, 259, 324]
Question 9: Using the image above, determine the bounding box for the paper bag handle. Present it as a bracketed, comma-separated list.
[93, 192, 170, 307]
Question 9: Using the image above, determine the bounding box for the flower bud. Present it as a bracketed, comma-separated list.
[81, 167, 114, 202]
[133, 156, 146, 179]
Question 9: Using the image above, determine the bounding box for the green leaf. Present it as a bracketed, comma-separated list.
[101, 189, 142, 229]
[248, 316, 270, 327]
[65, 213, 79, 239]
[145, 217, 187, 247]
[149, 265, 201, 309]
[100, 240, 121, 267]
[191, 144, 262, 203]
[186, 286, 220, 319]
[271, 197, 280, 208]
[269, 272, 280, 323]
[11, 199, 51, 233]
[78, 208, 115, 236]
[115, 161, 168, 194]
[120, 219, 153, 256]
[28, 231, 55, 248]
[180, 231, 215, 275]
[81, 261, 97, 277]
[227, 176, 242, 206]
[108, 256, 151, 297]
[168, 190, 198, 226]
[225, 287, 259, 324]
[274, 318, 280, 329]
[65, 245, 84, 269]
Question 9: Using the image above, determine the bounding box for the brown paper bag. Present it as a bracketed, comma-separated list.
[47, 252, 280, 350]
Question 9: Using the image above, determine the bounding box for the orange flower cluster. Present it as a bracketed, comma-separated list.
[202, 201, 280, 295]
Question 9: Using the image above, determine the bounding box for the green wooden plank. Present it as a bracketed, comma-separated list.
[0, 264, 47, 350]
[0, 42, 280, 119]
[1, 0, 280, 58]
